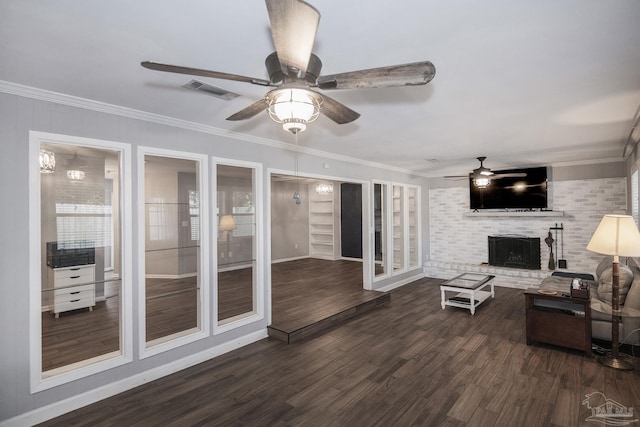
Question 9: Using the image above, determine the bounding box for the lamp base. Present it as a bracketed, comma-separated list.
[597, 355, 635, 371]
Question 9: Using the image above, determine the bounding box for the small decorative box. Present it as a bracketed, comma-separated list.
[570, 278, 590, 299]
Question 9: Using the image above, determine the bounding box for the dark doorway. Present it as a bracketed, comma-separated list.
[341, 183, 362, 258]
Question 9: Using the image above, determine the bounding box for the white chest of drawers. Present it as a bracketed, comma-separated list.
[51, 264, 96, 317]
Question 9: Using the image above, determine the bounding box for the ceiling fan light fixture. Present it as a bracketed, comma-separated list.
[268, 87, 322, 134]
[474, 177, 491, 189]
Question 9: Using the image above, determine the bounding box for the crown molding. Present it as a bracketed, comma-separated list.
[0, 80, 414, 175]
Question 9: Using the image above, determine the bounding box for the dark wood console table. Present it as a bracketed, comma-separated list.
[524, 288, 591, 356]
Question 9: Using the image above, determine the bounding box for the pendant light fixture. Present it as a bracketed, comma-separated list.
[66, 153, 86, 181]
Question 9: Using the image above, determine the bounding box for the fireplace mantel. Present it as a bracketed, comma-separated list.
[463, 211, 565, 218]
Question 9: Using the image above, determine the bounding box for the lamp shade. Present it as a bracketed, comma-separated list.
[219, 215, 237, 232]
[587, 214, 640, 257]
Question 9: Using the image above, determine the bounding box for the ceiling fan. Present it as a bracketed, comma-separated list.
[445, 157, 526, 188]
[141, 0, 436, 134]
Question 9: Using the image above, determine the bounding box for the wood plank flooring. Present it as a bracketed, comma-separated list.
[269, 259, 390, 342]
[39, 277, 640, 426]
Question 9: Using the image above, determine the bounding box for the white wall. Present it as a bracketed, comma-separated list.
[427, 173, 627, 278]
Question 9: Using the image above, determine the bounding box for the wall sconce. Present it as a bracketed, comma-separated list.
[39, 149, 55, 174]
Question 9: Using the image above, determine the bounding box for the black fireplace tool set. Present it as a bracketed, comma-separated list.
[548, 223, 567, 269]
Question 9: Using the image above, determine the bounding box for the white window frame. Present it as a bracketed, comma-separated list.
[213, 157, 265, 334]
[29, 131, 133, 393]
[137, 147, 210, 359]
[372, 180, 393, 282]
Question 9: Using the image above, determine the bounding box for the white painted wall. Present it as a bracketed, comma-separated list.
[427, 176, 627, 278]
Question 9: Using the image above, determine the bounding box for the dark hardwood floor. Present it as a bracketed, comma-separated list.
[39, 277, 640, 426]
[270, 259, 389, 341]
[41, 280, 121, 371]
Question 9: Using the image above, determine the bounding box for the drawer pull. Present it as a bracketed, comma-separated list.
[70, 291, 80, 295]
[69, 268, 81, 271]
[70, 299, 80, 303]
[70, 275, 81, 279]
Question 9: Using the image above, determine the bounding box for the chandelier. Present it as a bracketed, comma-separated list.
[316, 183, 333, 195]
[267, 87, 322, 134]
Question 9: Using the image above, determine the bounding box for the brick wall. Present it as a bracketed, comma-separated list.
[425, 178, 626, 286]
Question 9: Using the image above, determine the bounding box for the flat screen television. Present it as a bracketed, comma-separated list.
[469, 166, 548, 210]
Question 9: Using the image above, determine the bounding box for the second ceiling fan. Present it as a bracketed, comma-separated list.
[141, 0, 436, 133]
[445, 157, 526, 188]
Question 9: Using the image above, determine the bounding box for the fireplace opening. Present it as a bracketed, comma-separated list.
[488, 235, 541, 270]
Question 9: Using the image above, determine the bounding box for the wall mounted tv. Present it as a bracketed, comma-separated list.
[469, 166, 548, 210]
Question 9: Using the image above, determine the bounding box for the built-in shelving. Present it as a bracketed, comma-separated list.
[309, 186, 336, 259]
[408, 187, 418, 267]
[392, 185, 404, 271]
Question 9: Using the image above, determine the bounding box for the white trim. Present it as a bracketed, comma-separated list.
[267, 168, 373, 291]
[1, 330, 267, 427]
[137, 147, 210, 359]
[212, 158, 265, 335]
[376, 271, 426, 292]
[271, 255, 309, 264]
[144, 273, 198, 279]
[372, 180, 393, 282]
[29, 131, 133, 393]
[0, 80, 414, 175]
[407, 184, 422, 270]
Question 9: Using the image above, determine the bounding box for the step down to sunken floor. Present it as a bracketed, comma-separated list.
[268, 292, 391, 344]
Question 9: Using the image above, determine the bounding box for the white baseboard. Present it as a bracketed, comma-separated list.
[145, 272, 198, 279]
[0, 330, 268, 427]
[271, 255, 309, 264]
[376, 272, 426, 292]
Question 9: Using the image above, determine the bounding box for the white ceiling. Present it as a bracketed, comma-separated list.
[1, 0, 639, 177]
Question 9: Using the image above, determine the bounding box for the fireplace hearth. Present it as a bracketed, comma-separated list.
[488, 236, 541, 270]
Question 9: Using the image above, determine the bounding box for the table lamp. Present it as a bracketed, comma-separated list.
[587, 214, 640, 370]
[219, 215, 237, 261]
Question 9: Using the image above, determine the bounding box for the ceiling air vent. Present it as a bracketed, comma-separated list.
[182, 80, 239, 101]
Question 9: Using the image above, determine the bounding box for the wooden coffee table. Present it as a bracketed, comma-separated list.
[440, 273, 495, 315]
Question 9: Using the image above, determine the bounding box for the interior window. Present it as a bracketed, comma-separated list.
[141, 152, 208, 352]
[38, 140, 125, 381]
[217, 164, 257, 324]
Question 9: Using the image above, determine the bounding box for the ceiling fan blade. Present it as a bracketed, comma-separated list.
[317, 61, 436, 90]
[141, 61, 271, 86]
[265, 0, 320, 77]
[226, 99, 269, 121]
[444, 175, 471, 179]
[319, 93, 360, 124]
[493, 173, 527, 179]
